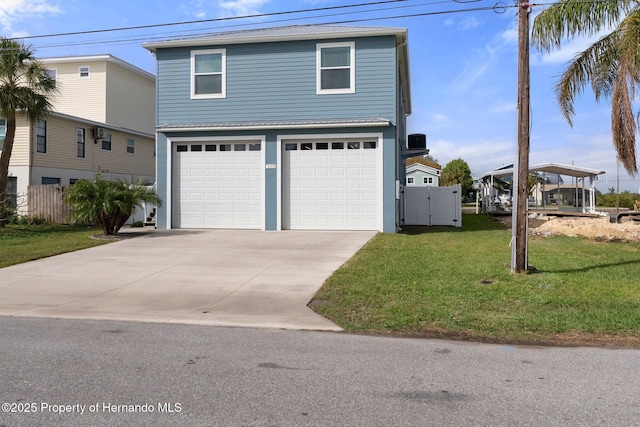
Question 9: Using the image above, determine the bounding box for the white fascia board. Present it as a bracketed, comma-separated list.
[156, 120, 391, 133]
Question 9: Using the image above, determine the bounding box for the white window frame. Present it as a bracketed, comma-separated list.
[191, 49, 226, 99]
[407, 177, 415, 185]
[36, 120, 47, 154]
[423, 177, 433, 184]
[79, 66, 90, 78]
[102, 133, 112, 151]
[0, 118, 6, 151]
[316, 41, 355, 95]
[76, 128, 86, 158]
[46, 68, 57, 88]
[126, 138, 135, 154]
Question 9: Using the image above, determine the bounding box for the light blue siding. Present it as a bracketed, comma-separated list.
[156, 37, 398, 125]
[156, 126, 399, 232]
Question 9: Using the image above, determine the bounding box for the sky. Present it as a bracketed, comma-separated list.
[2, 0, 640, 193]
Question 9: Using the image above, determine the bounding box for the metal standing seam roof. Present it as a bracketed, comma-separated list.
[156, 118, 392, 132]
[483, 163, 606, 179]
[142, 25, 407, 50]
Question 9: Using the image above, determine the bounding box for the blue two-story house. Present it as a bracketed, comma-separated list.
[142, 25, 411, 232]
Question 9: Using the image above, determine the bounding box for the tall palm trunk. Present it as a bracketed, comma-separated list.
[0, 115, 16, 227]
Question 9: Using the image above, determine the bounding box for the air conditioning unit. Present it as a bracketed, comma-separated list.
[93, 127, 105, 139]
[408, 133, 426, 150]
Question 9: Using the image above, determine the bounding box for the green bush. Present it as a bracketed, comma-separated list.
[64, 175, 161, 235]
[596, 188, 638, 209]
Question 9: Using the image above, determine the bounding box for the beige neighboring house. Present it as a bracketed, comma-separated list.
[1, 54, 155, 215]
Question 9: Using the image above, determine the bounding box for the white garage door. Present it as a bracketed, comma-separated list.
[173, 141, 262, 229]
[282, 139, 380, 230]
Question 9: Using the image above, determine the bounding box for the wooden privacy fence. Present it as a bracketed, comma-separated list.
[28, 184, 70, 224]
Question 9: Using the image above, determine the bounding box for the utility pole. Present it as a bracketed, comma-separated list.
[512, 2, 531, 273]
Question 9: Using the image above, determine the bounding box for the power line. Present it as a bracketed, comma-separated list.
[10, 0, 411, 41]
[30, 0, 458, 51]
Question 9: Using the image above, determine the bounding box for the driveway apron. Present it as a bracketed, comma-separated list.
[0, 229, 375, 331]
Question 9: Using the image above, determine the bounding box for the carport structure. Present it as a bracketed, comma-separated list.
[481, 163, 605, 214]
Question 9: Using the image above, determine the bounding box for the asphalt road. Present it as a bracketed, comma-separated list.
[1, 317, 639, 426]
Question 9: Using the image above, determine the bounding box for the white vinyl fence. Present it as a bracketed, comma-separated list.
[404, 184, 462, 227]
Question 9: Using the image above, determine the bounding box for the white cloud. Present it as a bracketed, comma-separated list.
[180, 0, 269, 19]
[0, 0, 61, 37]
[217, 0, 270, 17]
[449, 21, 517, 94]
[459, 17, 480, 30]
[429, 138, 514, 176]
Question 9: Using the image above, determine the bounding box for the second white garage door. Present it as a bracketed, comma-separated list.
[173, 141, 263, 229]
[282, 138, 381, 230]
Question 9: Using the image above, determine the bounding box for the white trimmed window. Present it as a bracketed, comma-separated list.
[79, 66, 90, 78]
[126, 138, 135, 154]
[36, 120, 47, 153]
[423, 177, 433, 184]
[102, 133, 112, 151]
[0, 118, 5, 151]
[77, 128, 85, 158]
[45, 69, 57, 88]
[191, 49, 226, 99]
[407, 177, 415, 185]
[317, 42, 355, 94]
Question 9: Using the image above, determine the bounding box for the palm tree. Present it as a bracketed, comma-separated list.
[531, 0, 640, 176]
[0, 38, 56, 225]
[64, 175, 162, 235]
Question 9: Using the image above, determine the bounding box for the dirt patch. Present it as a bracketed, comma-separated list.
[495, 215, 640, 242]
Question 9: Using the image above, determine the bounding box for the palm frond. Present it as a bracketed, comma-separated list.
[531, 0, 634, 52]
[611, 57, 638, 175]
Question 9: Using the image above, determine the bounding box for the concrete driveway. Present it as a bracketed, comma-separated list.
[0, 229, 375, 331]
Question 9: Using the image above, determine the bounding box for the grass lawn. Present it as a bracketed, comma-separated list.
[0, 224, 109, 268]
[311, 214, 640, 347]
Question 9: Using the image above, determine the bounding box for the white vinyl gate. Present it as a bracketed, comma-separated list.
[404, 184, 462, 227]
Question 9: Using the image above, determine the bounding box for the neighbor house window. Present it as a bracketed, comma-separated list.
[6, 176, 17, 208]
[102, 133, 112, 151]
[42, 177, 60, 185]
[407, 177, 415, 184]
[126, 138, 135, 154]
[191, 49, 226, 99]
[36, 120, 47, 153]
[76, 128, 85, 158]
[317, 41, 355, 94]
[0, 118, 5, 151]
[45, 68, 57, 88]
[423, 177, 433, 184]
[79, 66, 90, 78]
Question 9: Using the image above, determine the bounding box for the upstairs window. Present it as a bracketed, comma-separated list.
[45, 69, 57, 88]
[79, 66, 90, 78]
[76, 128, 85, 158]
[0, 118, 5, 151]
[36, 120, 47, 153]
[317, 42, 355, 94]
[191, 49, 226, 99]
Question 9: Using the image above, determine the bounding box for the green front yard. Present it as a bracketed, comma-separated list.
[2, 217, 639, 347]
[311, 215, 640, 346]
[0, 224, 108, 268]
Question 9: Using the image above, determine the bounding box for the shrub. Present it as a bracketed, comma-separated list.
[64, 175, 161, 235]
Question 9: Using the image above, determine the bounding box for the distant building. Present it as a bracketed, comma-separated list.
[2, 55, 156, 215]
[406, 161, 441, 187]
